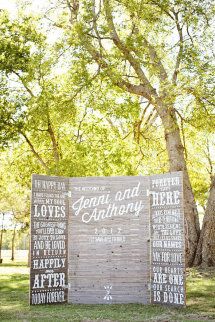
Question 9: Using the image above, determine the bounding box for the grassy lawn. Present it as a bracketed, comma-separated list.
[0, 261, 214, 322]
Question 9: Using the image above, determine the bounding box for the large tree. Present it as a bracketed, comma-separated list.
[0, 1, 214, 266]
[0, 8, 165, 179]
[59, 0, 215, 265]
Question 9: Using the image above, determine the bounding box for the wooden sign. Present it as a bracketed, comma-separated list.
[150, 172, 186, 305]
[68, 176, 150, 304]
[30, 172, 186, 306]
[30, 175, 69, 305]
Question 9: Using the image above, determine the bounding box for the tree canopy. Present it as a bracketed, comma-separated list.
[0, 0, 214, 266]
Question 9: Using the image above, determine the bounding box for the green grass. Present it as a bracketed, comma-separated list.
[0, 261, 214, 322]
[0, 261, 28, 267]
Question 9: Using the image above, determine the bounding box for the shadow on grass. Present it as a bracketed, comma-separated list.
[186, 268, 215, 315]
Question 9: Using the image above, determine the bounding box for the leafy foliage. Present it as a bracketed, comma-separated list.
[0, 0, 214, 265]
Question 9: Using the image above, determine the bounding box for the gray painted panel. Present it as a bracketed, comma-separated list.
[150, 171, 186, 306]
[30, 174, 69, 305]
[68, 176, 150, 304]
[30, 172, 185, 306]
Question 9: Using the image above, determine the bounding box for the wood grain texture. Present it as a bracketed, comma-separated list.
[30, 174, 69, 305]
[30, 172, 185, 306]
[150, 171, 186, 306]
[68, 176, 150, 304]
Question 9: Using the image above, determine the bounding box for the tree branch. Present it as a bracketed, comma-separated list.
[66, 67, 100, 102]
[175, 109, 187, 159]
[150, 1, 175, 21]
[47, 114, 60, 163]
[133, 103, 158, 143]
[205, 139, 214, 179]
[12, 70, 35, 97]
[142, 38, 168, 82]
[92, 0, 103, 51]
[144, 109, 158, 128]
[75, 107, 87, 143]
[82, 35, 156, 100]
[104, 0, 153, 88]
[20, 131, 49, 171]
[172, 10, 184, 84]
[66, 0, 79, 24]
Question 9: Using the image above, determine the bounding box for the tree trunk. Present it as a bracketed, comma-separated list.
[159, 106, 200, 266]
[11, 225, 16, 261]
[0, 213, 5, 263]
[28, 234, 30, 267]
[194, 175, 215, 266]
[0, 229, 3, 263]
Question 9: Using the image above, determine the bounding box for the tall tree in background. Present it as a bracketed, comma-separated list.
[195, 175, 215, 266]
[61, 0, 214, 265]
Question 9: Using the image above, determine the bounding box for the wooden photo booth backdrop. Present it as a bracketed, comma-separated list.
[30, 172, 185, 306]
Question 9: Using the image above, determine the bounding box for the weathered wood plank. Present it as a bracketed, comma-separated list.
[30, 172, 185, 306]
[150, 171, 186, 306]
[30, 174, 69, 305]
[68, 176, 150, 304]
